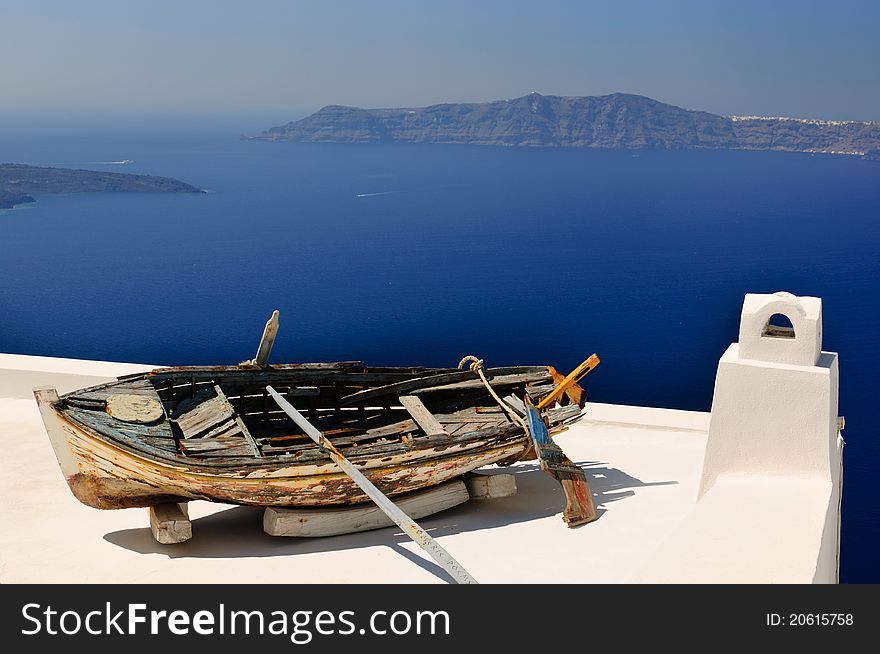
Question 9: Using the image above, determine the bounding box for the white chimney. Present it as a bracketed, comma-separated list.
[699, 292, 842, 498]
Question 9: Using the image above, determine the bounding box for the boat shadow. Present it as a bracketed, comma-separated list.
[103, 461, 676, 581]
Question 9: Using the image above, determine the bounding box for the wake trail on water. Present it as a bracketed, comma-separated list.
[39, 160, 135, 166]
[355, 190, 403, 198]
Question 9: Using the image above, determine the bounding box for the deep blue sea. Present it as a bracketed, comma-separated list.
[2, 125, 878, 581]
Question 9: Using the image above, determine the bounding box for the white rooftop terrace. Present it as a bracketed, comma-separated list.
[0, 292, 843, 583]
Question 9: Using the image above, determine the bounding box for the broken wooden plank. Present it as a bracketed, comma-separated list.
[148, 502, 191, 544]
[250, 309, 279, 367]
[463, 471, 517, 500]
[234, 414, 261, 457]
[364, 417, 417, 436]
[547, 404, 583, 424]
[502, 393, 527, 416]
[173, 393, 235, 438]
[214, 385, 261, 457]
[194, 419, 241, 441]
[263, 479, 469, 537]
[399, 395, 448, 437]
[525, 383, 556, 402]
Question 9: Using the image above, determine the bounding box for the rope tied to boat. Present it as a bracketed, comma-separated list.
[458, 355, 530, 433]
[457, 355, 484, 373]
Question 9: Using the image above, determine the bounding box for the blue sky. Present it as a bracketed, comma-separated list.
[1, 0, 878, 120]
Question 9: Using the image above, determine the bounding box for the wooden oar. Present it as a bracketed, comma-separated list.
[266, 385, 478, 585]
[524, 395, 597, 527]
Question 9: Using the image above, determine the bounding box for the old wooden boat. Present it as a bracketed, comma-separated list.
[34, 359, 590, 511]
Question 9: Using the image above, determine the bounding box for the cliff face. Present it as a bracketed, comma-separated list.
[0, 164, 203, 209]
[730, 117, 880, 155]
[254, 93, 880, 159]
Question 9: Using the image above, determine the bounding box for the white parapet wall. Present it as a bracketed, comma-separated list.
[636, 292, 844, 583]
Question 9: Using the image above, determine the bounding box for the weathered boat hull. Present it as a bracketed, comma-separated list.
[36, 387, 529, 509]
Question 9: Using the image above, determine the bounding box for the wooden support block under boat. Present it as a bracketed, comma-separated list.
[148, 502, 191, 544]
[462, 471, 517, 500]
[263, 479, 469, 538]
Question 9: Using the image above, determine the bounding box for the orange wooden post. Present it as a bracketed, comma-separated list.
[537, 354, 600, 410]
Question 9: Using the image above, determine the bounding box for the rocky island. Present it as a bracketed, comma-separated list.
[251, 92, 880, 160]
[0, 164, 204, 210]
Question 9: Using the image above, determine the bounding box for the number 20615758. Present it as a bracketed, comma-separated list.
[766, 613, 854, 627]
